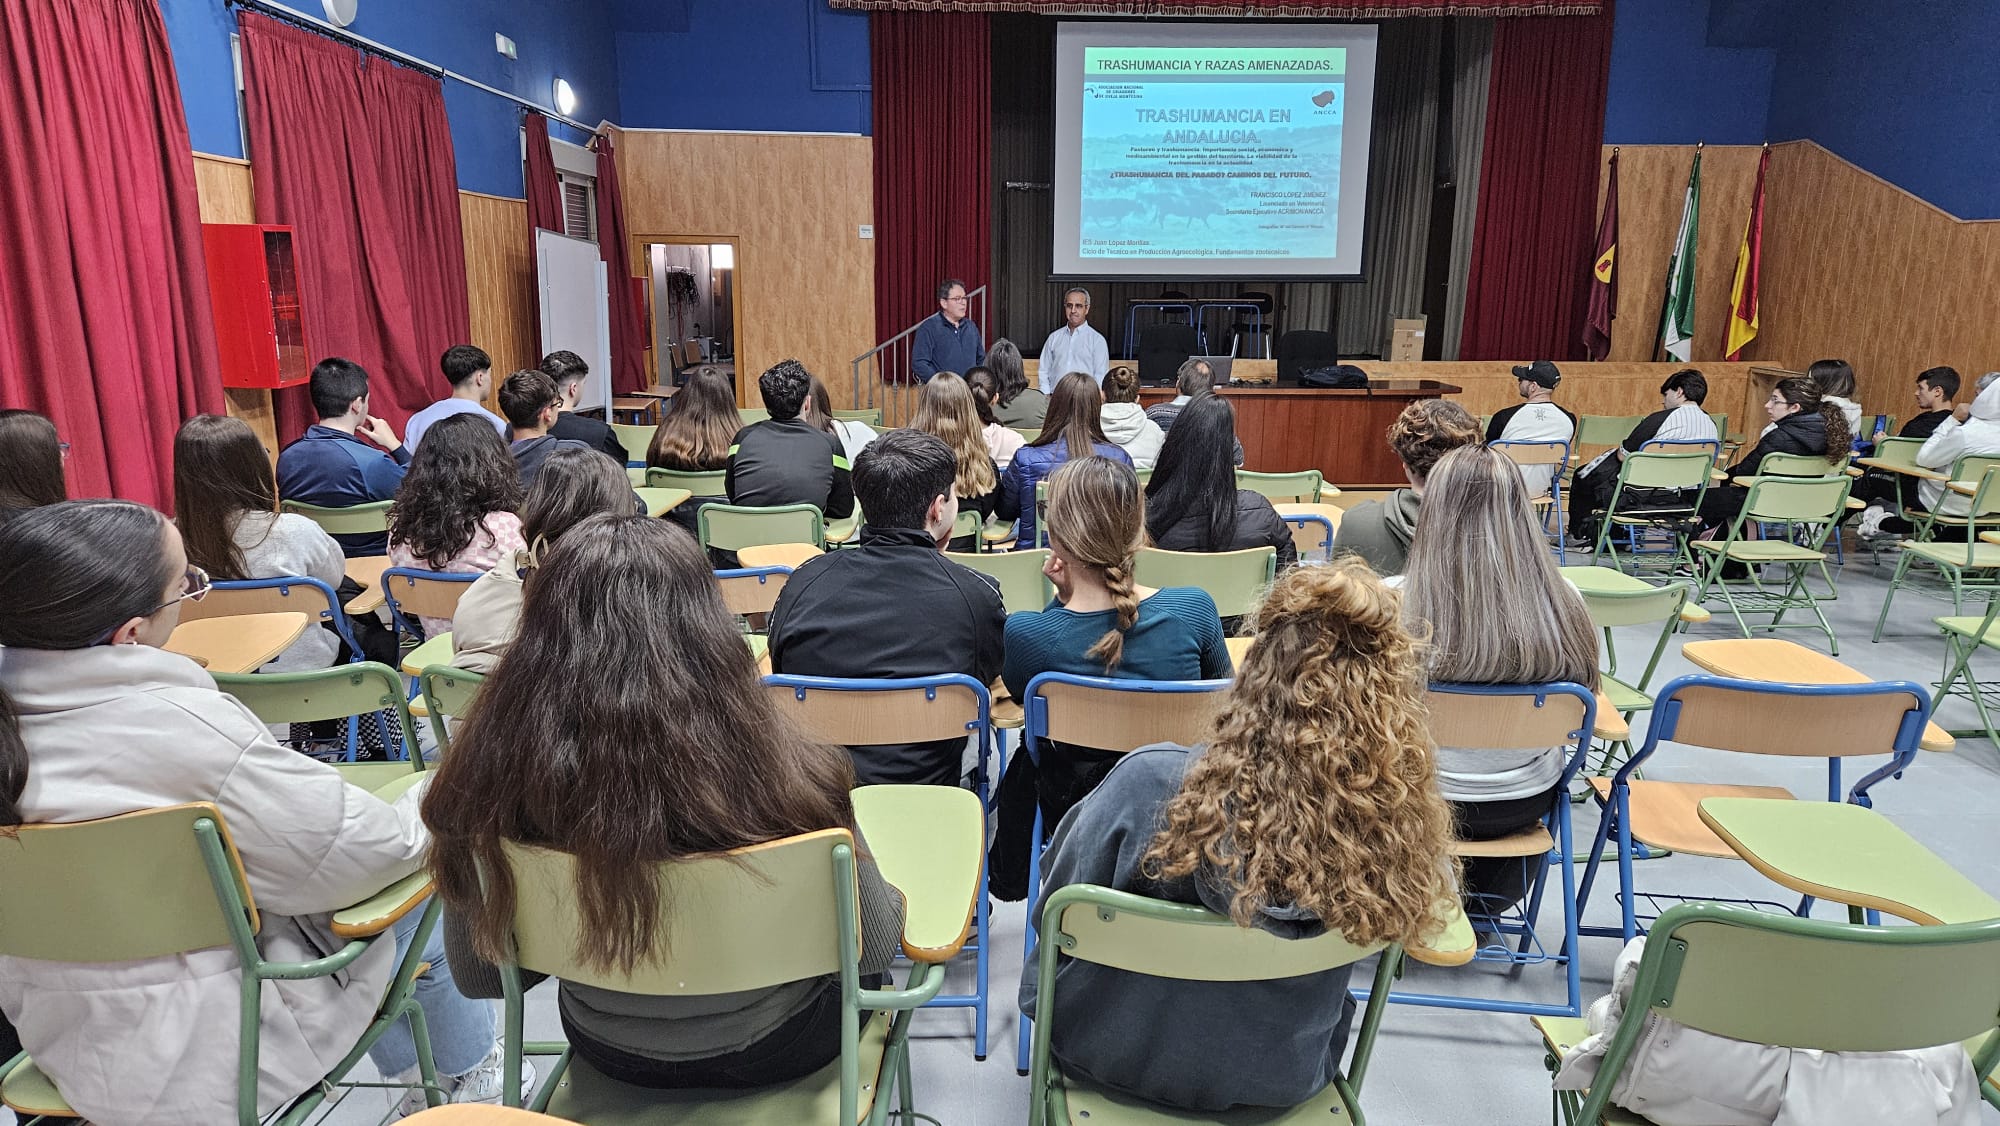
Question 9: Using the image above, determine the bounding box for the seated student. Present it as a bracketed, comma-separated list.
[452, 446, 643, 676]
[1853, 366, 1959, 533]
[989, 456, 1230, 899]
[1486, 360, 1578, 500]
[1566, 368, 1721, 547]
[0, 408, 68, 522]
[1864, 372, 2000, 540]
[1400, 445, 1600, 913]
[540, 350, 628, 464]
[386, 413, 526, 637]
[1332, 399, 1482, 577]
[1808, 357, 1865, 438]
[646, 365, 741, 536]
[422, 514, 904, 1090]
[405, 344, 508, 450]
[0, 501, 509, 1125]
[802, 373, 879, 464]
[502, 368, 644, 515]
[996, 371, 1134, 551]
[1696, 377, 1851, 540]
[1098, 365, 1167, 470]
[909, 371, 1003, 537]
[987, 339, 1047, 430]
[275, 357, 412, 557]
[1022, 561, 1456, 1111]
[767, 429, 1006, 786]
[966, 366, 1026, 469]
[725, 359, 856, 520]
[1144, 358, 1244, 466]
[1143, 395, 1296, 571]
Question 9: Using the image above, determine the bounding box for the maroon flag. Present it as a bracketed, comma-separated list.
[1582, 150, 1619, 361]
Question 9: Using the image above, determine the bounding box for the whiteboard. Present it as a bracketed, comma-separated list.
[535, 229, 613, 413]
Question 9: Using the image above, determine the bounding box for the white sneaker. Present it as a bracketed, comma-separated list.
[392, 1045, 535, 1118]
[1857, 504, 1890, 540]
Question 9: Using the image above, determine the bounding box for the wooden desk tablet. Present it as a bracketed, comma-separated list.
[636, 486, 692, 517]
[343, 555, 392, 614]
[166, 612, 309, 673]
[852, 785, 984, 962]
[1680, 638, 1954, 752]
[1854, 457, 1947, 481]
[736, 542, 823, 570]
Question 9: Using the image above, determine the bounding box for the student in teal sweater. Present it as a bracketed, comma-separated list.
[988, 456, 1230, 899]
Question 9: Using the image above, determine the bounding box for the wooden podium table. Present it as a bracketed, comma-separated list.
[1136, 381, 1461, 484]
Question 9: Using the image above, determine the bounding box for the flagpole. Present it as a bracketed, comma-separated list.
[1652, 141, 1702, 361]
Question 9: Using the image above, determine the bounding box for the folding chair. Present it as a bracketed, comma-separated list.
[1133, 546, 1277, 619]
[381, 568, 480, 648]
[1561, 570, 1699, 778]
[1534, 902, 2000, 1125]
[1493, 440, 1573, 559]
[279, 498, 393, 538]
[1234, 468, 1324, 504]
[212, 662, 419, 780]
[1873, 464, 2000, 642]
[1591, 450, 1716, 575]
[714, 564, 792, 618]
[493, 831, 950, 1124]
[0, 804, 442, 1124]
[1577, 675, 1930, 943]
[643, 467, 727, 496]
[418, 665, 485, 755]
[608, 424, 655, 467]
[763, 673, 997, 1058]
[1381, 683, 1594, 1018]
[1280, 506, 1340, 562]
[179, 576, 373, 753]
[1932, 589, 2000, 747]
[945, 548, 1054, 615]
[1014, 673, 1232, 1071]
[697, 502, 826, 554]
[1693, 475, 1852, 653]
[1026, 884, 1406, 1126]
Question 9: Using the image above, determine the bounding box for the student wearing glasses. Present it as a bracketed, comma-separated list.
[1039, 287, 1110, 393]
[912, 277, 985, 383]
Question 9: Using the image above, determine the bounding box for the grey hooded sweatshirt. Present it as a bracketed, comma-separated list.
[1330, 488, 1422, 577]
[1020, 745, 1360, 1111]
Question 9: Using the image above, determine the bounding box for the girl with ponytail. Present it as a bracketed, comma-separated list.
[986, 456, 1231, 900]
[1697, 376, 1851, 537]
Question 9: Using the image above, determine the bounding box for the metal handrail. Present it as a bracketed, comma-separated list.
[851, 285, 989, 425]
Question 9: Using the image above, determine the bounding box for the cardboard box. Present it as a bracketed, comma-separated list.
[1388, 316, 1427, 362]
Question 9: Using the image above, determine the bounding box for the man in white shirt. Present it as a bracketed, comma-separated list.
[1038, 287, 1110, 393]
[1485, 360, 1578, 501]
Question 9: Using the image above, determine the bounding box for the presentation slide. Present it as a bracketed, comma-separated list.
[1052, 23, 1378, 279]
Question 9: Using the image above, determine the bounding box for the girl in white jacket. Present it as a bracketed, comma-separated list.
[0, 501, 504, 1124]
[1100, 365, 1166, 470]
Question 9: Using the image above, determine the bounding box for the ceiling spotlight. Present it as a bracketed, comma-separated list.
[553, 78, 578, 117]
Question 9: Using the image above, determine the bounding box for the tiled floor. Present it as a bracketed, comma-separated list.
[14, 552, 2000, 1124]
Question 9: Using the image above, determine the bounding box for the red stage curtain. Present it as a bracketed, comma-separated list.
[1457, 6, 1614, 361]
[523, 112, 564, 346]
[0, 0, 223, 508]
[835, 1, 1600, 14]
[240, 13, 471, 442]
[593, 131, 649, 395]
[870, 10, 992, 349]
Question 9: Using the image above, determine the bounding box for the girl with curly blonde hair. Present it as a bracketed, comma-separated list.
[1019, 559, 1456, 1110]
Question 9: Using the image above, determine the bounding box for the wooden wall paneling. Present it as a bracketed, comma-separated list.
[459, 190, 538, 400]
[613, 128, 876, 410]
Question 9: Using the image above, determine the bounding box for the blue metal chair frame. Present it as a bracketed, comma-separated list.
[1013, 672, 1234, 1072]
[1369, 681, 1596, 1019]
[207, 576, 385, 758]
[1492, 438, 1573, 562]
[1576, 674, 1929, 944]
[761, 673, 999, 1060]
[1281, 512, 1338, 563]
[380, 568, 480, 647]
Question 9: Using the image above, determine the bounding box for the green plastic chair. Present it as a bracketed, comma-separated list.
[1874, 465, 2000, 642]
[1010, 426, 1042, 447]
[644, 466, 728, 496]
[494, 831, 946, 1123]
[697, 502, 826, 553]
[1536, 902, 2000, 1125]
[1591, 450, 1716, 574]
[945, 548, 1054, 615]
[1563, 570, 1695, 777]
[0, 804, 444, 1124]
[832, 408, 883, 426]
[1234, 468, 1323, 504]
[1027, 884, 1404, 1126]
[740, 407, 772, 424]
[1693, 475, 1853, 653]
[1757, 451, 1846, 478]
[1575, 415, 1644, 452]
[211, 662, 420, 786]
[279, 498, 392, 536]
[1134, 546, 1278, 619]
[1867, 434, 1926, 474]
[609, 423, 656, 466]
[418, 665, 485, 754]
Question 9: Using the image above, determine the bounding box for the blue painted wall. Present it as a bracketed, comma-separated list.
[1604, 0, 1776, 145]
[614, 0, 871, 135]
[159, 0, 621, 197]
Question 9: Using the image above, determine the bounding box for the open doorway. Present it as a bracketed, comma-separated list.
[645, 239, 737, 388]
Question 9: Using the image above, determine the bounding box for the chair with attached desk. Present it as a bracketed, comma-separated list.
[212, 661, 420, 776]
[1562, 571, 1700, 780]
[279, 498, 393, 539]
[1277, 503, 1342, 562]
[1133, 546, 1277, 621]
[0, 803, 444, 1125]
[1872, 461, 2000, 642]
[416, 665, 484, 755]
[1693, 474, 1852, 653]
[1589, 448, 1717, 575]
[1234, 468, 1325, 504]
[642, 466, 727, 497]
[380, 569, 480, 649]
[698, 502, 827, 556]
[1493, 439, 1574, 559]
[1534, 902, 2000, 1126]
[180, 576, 376, 753]
[608, 424, 655, 468]
[491, 822, 970, 1124]
[714, 564, 793, 621]
[1576, 674, 1931, 943]
[945, 548, 1053, 615]
[763, 675, 998, 1059]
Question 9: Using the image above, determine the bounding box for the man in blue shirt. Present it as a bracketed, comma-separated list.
[274, 357, 412, 556]
[910, 277, 984, 382]
[404, 344, 508, 450]
[1037, 287, 1110, 392]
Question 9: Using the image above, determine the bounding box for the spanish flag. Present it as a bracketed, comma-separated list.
[1726, 147, 1769, 361]
[1582, 150, 1619, 361]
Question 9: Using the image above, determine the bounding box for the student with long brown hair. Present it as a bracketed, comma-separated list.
[801, 373, 879, 463]
[0, 408, 66, 521]
[995, 371, 1132, 550]
[644, 365, 742, 533]
[965, 366, 1025, 469]
[421, 514, 904, 1089]
[909, 370, 1001, 531]
[988, 456, 1228, 899]
[1022, 560, 1457, 1110]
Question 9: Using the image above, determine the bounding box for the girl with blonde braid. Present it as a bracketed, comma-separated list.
[1021, 560, 1458, 1109]
[987, 455, 1230, 899]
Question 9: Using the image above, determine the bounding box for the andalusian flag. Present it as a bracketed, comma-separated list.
[1660, 149, 1701, 362]
[1582, 150, 1619, 361]
[1726, 147, 1770, 360]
